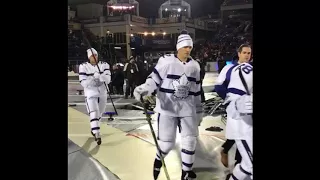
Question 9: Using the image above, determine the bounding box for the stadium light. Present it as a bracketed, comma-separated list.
[110, 6, 135, 10]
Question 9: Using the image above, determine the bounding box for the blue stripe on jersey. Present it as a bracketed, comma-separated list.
[79, 69, 109, 76]
[214, 85, 227, 99]
[181, 149, 195, 155]
[182, 162, 193, 168]
[167, 74, 180, 79]
[79, 72, 93, 76]
[99, 70, 110, 74]
[187, 77, 196, 82]
[159, 88, 201, 96]
[189, 91, 201, 96]
[166, 74, 197, 83]
[227, 88, 247, 96]
[240, 165, 252, 175]
[79, 72, 109, 76]
[153, 68, 163, 81]
[159, 88, 174, 93]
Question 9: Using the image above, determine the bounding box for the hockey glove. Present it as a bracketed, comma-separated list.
[235, 94, 253, 115]
[94, 72, 100, 79]
[99, 74, 110, 84]
[142, 95, 156, 105]
[134, 84, 152, 102]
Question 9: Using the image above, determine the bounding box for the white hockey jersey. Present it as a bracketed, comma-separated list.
[225, 63, 253, 140]
[144, 54, 201, 117]
[78, 61, 111, 98]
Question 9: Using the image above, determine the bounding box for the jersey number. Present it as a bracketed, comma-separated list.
[236, 64, 253, 74]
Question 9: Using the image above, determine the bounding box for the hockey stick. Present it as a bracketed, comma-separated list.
[140, 97, 170, 180]
[81, 30, 118, 115]
[238, 65, 250, 95]
[237, 64, 252, 116]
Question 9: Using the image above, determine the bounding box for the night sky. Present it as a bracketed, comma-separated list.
[68, 0, 224, 18]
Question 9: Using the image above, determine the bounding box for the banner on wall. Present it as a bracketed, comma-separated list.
[131, 15, 148, 24]
[145, 39, 174, 49]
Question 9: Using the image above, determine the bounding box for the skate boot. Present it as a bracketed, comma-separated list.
[94, 132, 102, 145]
[220, 150, 229, 167]
[153, 159, 162, 180]
[181, 170, 197, 180]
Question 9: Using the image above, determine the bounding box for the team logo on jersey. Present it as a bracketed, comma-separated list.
[172, 74, 191, 99]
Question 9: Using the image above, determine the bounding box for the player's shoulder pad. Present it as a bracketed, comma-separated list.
[160, 53, 174, 60]
[158, 54, 174, 64]
[190, 58, 200, 68]
[101, 61, 110, 66]
[226, 63, 236, 68]
[221, 64, 235, 71]
[80, 62, 88, 66]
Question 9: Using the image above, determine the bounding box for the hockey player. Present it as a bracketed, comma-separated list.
[133, 30, 202, 180]
[78, 48, 111, 145]
[223, 47, 252, 180]
[215, 44, 251, 100]
[214, 44, 252, 167]
[226, 84, 252, 180]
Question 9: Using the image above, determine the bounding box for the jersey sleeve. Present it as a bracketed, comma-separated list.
[100, 63, 111, 84]
[144, 57, 168, 93]
[214, 65, 232, 99]
[194, 62, 202, 111]
[79, 64, 93, 88]
[215, 65, 230, 85]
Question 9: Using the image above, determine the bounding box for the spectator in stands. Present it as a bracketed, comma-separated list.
[217, 53, 226, 73]
[111, 64, 125, 95]
[134, 55, 147, 86]
[123, 56, 139, 99]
